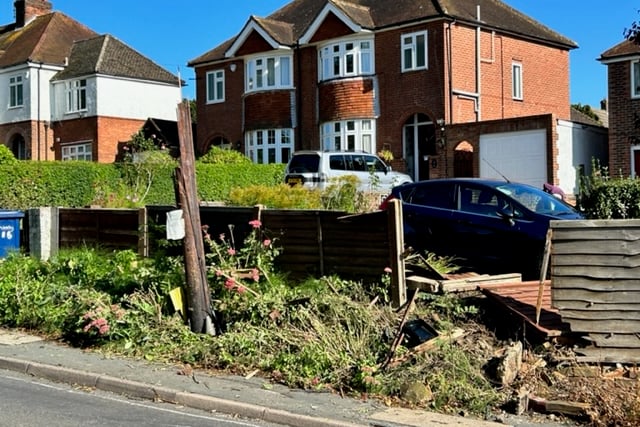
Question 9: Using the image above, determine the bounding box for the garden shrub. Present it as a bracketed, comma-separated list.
[0, 145, 17, 165]
[578, 160, 640, 219]
[199, 146, 252, 164]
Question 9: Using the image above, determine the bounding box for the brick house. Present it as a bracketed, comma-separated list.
[189, 0, 589, 187]
[0, 0, 182, 162]
[599, 40, 640, 177]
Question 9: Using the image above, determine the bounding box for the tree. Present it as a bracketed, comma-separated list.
[624, 11, 640, 44]
[572, 103, 601, 123]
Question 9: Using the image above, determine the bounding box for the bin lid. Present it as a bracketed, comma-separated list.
[0, 210, 24, 219]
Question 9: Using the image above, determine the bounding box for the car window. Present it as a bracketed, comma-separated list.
[329, 155, 346, 170]
[364, 155, 387, 172]
[288, 154, 320, 173]
[458, 185, 507, 216]
[496, 183, 577, 216]
[351, 155, 366, 171]
[405, 182, 455, 209]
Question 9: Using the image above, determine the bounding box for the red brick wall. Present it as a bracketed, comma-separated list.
[296, 46, 320, 150]
[607, 61, 639, 176]
[245, 91, 293, 129]
[449, 24, 571, 122]
[236, 32, 274, 57]
[195, 62, 244, 154]
[0, 120, 54, 161]
[318, 78, 375, 122]
[51, 116, 143, 163]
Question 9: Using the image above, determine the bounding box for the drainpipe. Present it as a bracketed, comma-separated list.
[475, 5, 482, 121]
[37, 62, 42, 160]
[447, 20, 454, 123]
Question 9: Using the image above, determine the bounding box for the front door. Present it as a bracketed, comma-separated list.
[403, 114, 436, 181]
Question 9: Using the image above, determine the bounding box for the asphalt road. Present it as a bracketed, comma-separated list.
[0, 369, 284, 427]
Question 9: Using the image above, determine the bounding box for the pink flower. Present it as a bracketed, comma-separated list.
[249, 219, 262, 228]
[215, 269, 223, 276]
[224, 278, 236, 290]
[227, 248, 236, 256]
[219, 233, 225, 241]
[236, 285, 247, 294]
[251, 268, 260, 282]
[263, 239, 271, 247]
[384, 267, 392, 274]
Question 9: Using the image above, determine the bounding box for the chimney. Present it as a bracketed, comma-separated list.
[14, 0, 52, 28]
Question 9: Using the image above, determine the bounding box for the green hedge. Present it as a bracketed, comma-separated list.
[0, 160, 286, 210]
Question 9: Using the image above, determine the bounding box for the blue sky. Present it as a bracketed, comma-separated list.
[11, 1, 636, 107]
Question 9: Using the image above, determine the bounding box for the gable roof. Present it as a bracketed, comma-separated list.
[189, 0, 577, 67]
[0, 12, 96, 68]
[52, 34, 180, 85]
[599, 39, 640, 62]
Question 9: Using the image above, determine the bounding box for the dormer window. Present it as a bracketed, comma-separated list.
[245, 54, 292, 93]
[66, 79, 87, 113]
[319, 38, 374, 81]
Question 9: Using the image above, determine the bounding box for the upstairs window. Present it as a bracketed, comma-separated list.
[402, 31, 427, 72]
[321, 119, 376, 152]
[206, 70, 225, 103]
[319, 38, 374, 81]
[512, 62, 523, 100]
[66, 79, 87, 113]
[9, 75, 23, 108]
[632, 60, 640, 98]
[246, 54, 292, 92]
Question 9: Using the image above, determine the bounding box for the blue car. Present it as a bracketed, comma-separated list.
[380, 178, 583, 279]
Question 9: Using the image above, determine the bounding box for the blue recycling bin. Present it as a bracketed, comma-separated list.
[0, 210, 24, 258]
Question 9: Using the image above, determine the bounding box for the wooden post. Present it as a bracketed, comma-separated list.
[175, 100, 216, 334]
[535, 228, 553, 325]
[388, 199, 407, 308]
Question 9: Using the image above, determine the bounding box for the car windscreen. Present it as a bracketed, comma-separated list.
[287, 154, 320, 173]
[495, 183, 579, 216]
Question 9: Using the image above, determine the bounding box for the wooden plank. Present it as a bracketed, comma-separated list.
[552, 253, 640, 267]
[553, 277, 640, 291]
[552, 265, 640, 280]
[560, 309, 640, 320]
[575, 347, 640, 364]
[553, 240, 640, 255]
[552, 227, 640, 241]
[553, 301, 640, 311]
[561, 318, 640, 333]
[586, 333, 640, 348]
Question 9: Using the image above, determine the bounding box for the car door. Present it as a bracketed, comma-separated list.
[399, 181, 456, 255]
[453, 183, 536, 271]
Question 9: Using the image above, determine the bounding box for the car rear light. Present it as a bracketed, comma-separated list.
[379, 193, 397, 210]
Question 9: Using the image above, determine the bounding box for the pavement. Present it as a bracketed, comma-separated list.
[0, 328, 560, 427]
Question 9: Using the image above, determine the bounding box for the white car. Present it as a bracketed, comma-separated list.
[284, 150, 413, 192]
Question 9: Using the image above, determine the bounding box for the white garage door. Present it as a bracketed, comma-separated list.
[479, 129, 547, 188]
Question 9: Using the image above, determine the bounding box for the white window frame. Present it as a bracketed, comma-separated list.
[245, 128, 294, 164]
[61, 141, 92, 161]
[9, 75, 23, 108]
[632, 60, 640, 98]
[512, 62, 523, 100]
[321, 119, 376, 153]
[318, 38, 374, 81]
[245, 54, 292, 93]
[401, 31, 428, 72]
[206, 69, 225, 103]
[66, 79, 87, 113]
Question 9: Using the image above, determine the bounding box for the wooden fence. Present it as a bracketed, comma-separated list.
[25, 203, 406, 305]
[551, 219, 640, 363]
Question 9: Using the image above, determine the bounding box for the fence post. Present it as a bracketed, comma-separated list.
[28, 207, 59, 261]
[137, 208, 148, 257]
[388, 199, 406, 307]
